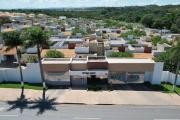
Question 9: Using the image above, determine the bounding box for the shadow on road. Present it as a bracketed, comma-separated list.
[29, 89, 58, 115]
[6, 88, 58, 115]
[6, 87, 30, 113]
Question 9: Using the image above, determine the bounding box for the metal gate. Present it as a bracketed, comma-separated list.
[71, 76, 87, 85]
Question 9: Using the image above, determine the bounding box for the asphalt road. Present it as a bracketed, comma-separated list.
[0, 102, 180, 120]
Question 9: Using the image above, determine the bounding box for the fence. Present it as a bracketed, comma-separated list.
[161, 71, 180, 85]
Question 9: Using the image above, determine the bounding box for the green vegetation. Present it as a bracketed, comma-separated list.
[49, 30, 57, 35]
[144, 82, 180, 94]
[96, 24, 103, 28]
[154, 50, 177, 72]
[141, 14, 154, 28]
[170, 40, 180, 91]
[29, 55, 38, 63]
[133, 23, 143, 26]
[88, 84, 102, 92]
[103, 19, 127, 29]
[152, 36, 173, 46]
[25, 27, 51, 89]
[125, 24, 133, 30]
[154, 40, 180, 90]
[0, 82, 43, 90]
[2, 31, 24, 87]
[126, 40, 138, 44]
[6, 5, 180, 32]
[71, 29, 88, 35]
[109, 51, 134, 58]
[44, 50, 64, 58]
[46, 22, 52, 25]
[119, 30, 146, 38]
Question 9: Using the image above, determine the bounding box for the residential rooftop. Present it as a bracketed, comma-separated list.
[107, 58, 155, 63]
[71, 58, 87, 63]
[42, 58, 71, 64]
[42, 57, 155, 64]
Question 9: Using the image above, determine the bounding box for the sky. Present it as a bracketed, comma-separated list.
[0, 0, 180, 9]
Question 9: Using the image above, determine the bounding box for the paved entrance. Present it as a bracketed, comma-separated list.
[0, 88, 180, 105]
[112, 83, 152, 91]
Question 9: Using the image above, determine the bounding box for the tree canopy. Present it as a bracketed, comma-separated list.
[71, 29, 88, 35]
[126, 40, 138, 44]
[154, 49, 177, 73]
[44, 50, 64, 58]
[2, 4, 180, 32]
[120, 30, 146, 38]
[151, 36, 173, 46]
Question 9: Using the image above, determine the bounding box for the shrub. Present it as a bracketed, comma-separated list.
[71, 29, 88, 35]
[44, 50, 64, 58]
[109, 51, 134, 58]
[119, 30, 146, 38]
[29, 55, 38, 63]
[152, 36, 173, 46]
[126, 40, 138, 44]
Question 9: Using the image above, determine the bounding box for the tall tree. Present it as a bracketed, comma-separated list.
[171, 40, 180, 91]
[141, 14, 154, 28]
[2, 31, 24, 87]
[25, 27, 51, 89]
[152, 19, 164, 35]
[171, 24, 179, 33]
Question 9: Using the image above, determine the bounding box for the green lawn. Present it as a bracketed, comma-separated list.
[0, 82, 43, 90]
[144, 82, 180, 94]
[133, 23, 143, 26]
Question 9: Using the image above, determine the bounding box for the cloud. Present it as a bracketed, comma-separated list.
[151, 0, 157, 4]
[0, 0, 179, 9]
[136, 2, 146, 6]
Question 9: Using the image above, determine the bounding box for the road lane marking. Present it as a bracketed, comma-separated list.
[73, 117, 101, 120]
[0, 115, 18, 117]
[154, 119, 179, 120]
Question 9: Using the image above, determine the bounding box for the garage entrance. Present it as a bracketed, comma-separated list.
[71, 75, 87, 85]
[87, 75, 108, 85]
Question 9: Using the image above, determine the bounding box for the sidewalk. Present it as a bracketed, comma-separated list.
[0, 88, 180, 105]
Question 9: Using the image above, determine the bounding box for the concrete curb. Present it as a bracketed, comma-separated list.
[1, 100, 180, 106]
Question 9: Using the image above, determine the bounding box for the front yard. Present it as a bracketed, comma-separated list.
[144, 82, 180, 94]
[0, 82, 43, 90]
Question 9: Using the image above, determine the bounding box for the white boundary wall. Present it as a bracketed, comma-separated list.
[0, 63, 41, 83]
[1, 62, 179, 85]
[144, 62, 164, 85]
[161, 71, 180, 85]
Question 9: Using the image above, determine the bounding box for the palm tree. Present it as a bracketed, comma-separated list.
[2, 31, 24, 87]
[171, 40, 180, 91]
[25, 27, 51, 89]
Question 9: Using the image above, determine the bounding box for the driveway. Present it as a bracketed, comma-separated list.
[112, 83, 153, 91]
